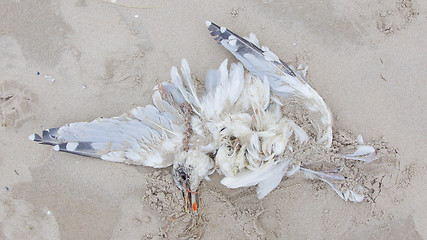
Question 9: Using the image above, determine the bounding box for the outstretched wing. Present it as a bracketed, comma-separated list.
[206, 21, 333, 147]
[29, 91, 184, 168]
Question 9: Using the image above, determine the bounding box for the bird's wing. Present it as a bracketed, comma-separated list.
[206, 21, 296, 78]
[206, 21, 333, 147]
[29, 91, 183, 168]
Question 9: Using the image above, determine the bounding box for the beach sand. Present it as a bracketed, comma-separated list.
[0, 0, 426, 239]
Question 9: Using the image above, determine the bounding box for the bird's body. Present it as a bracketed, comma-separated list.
[30, 22, 377, 212]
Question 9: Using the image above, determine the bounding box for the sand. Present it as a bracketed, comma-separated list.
[0, 0, 426, 239]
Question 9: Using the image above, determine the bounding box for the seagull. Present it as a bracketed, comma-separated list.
[29, 21, 377, 213]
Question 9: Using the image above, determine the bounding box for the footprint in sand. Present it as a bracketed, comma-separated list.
[0, 196, 60, 239]
[0, 36, 37, 128]
[0, 80, 37, 128]
[376, 0, 419, 34]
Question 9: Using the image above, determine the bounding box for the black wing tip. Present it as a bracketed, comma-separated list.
[28, 133, 42, 142]
[54, 142, 95, 152]
[205, 21, 265, 56]
[53, 142, 76, 153]
[42, 128, 59, 140]
[29, 127, 61, 145]
[53, 142, 100, 158]
[205, 21, 232, 43]
[205, 21, 220, 31]
[205, 21, 297, 77]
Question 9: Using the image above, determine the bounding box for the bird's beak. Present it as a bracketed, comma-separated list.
[183, 187, 199, 214]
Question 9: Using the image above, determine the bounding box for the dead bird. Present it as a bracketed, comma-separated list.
[29, 21, 377, 213]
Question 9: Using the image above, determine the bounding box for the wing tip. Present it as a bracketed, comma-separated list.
[29, 128, 61, 145]
[53, 142, 76, 152]
[205, 21, 297, 78]
[206, 21, 227, 40]
[29, 134, 42, 141]
[52, 142, 100, 158]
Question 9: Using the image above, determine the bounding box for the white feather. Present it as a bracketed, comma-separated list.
[245, 33, 260, 48]
[205, 69, 219, 92]
[152, 91, 179, 115]
[171, 65, 200, 115]
[180, 59, 201, 108]
[261, 46, 281, 62]
[221, 161, 277, 188]
[356, 135, 364, 144]
[341, 145, 377, 163]
[347, 145, 375, 156]
[256, 159, 290, 199]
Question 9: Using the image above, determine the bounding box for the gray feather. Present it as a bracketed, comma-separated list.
[205, 69, 219, 92]
[29, 128, 61, 145]
[206, 21, 296, 78]
[54, 142, 101, 158]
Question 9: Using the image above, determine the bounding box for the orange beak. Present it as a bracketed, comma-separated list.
[183, 187, 199, 214]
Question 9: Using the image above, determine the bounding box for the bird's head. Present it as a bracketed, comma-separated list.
[172, 149, 214, 213]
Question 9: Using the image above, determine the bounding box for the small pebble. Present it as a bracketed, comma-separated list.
[47, 210, 52, 215]
[134, 15, 139, 18]
[37, 72, 40, 75]
[3, 187, 9, 191]
[82, 85, 87, 89]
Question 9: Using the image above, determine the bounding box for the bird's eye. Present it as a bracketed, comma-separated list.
[180, 172, 187, 181]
